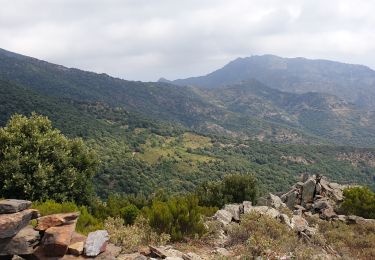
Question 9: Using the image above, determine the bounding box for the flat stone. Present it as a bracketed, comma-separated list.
[84, 230, 109, 257]
[36, 212, 79, 231]
[149, 245, 168, 258]
[42, 222, 77, 256]
[68, 241, 84, 256]
[0, 199, 32, 214]
[0, 226, 40, 255]
[213, 209, 233, 225]
[0, 209, 39, 239]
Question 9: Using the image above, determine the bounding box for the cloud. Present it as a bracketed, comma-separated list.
[0, 0, 374, 81]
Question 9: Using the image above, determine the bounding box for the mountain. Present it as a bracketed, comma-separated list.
[0, 48, 374, 195]
[171, 54, 375, 109]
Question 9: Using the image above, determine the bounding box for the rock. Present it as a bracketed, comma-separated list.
[0, 226, 40, 255]
[313, 199, 330, 211]
[257, 193, 286, 209]
[213, 209, 233, 225]
[182, 252, 202, 260]
[0, 199, 32, 214]
[42, 221, 77, 256]
[242, 201, 253, 213]
[315, 183, 322, 195]
[84, 230, 109, 257]
[36, 212, 79, 231]
[223, 204, 242, 221]
[68, 241, 84, 256]
[215, 247, 231, 257]
[279, 214, 293, 229]
[149, 245, 168, 258]
[291, 215, 308, 232]
[282, 190, 299, 209]
[304, 226, 317, 237]
[165, 248, 184, 258]
[302, 179, 316, 205]
[320, 207, 337, 220]
[0, 209, 39, 239]
[106, 243, 122, 257]
[248, 206, 280, 219]
[165, 257, 183, 260]
[118, 253, 148, 260]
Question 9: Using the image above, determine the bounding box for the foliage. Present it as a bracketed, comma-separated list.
[340, 187, 375, 218]
[318, 219, 375, 259]
[0, 114, 98, 204]
[32, 200, 103, 235]
[145, 195, 205, 241]
[104, 216, 170, 253]
[195, 174, 258, 208]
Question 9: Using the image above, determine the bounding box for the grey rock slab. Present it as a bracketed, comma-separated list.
[257, 193, 286, 209]
[302, 179, 316, 205]
[182, 252, 202, 260]
[84, 230, 109, 257]
[0, 226, 40, 255]
[0, 209, 39, 239]
[223, 204, 242, 221]
[0, 199, 32, 214]
[213, 209, 233, 225]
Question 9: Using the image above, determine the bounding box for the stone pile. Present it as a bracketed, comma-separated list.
[0, 199, 119, 259]
[212, 175, 375, 244]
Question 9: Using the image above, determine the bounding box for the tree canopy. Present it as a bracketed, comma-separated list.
[0, 113, 98, 204]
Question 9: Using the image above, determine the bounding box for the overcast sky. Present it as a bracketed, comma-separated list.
[1, 0, 375, 81]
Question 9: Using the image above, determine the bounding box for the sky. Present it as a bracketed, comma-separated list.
[1, 0, 375, 81]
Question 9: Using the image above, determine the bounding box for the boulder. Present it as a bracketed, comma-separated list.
[42, 222, 77, 256]
[213, 209, 233, 225]
[0, 209, 39, 239]
[291, 215, 308, 232]
[250, 206, 280, 219]
[0, 226, 40, 255]
[281, 190, 299, 209]
[84, 230, 109, 257]
[257, 193, 286, 209]
[223, 204, 242, 221]
[36, 212, 79, 231]
[279, 214, 293, 229]
[149, 245, 168, 258]
[106, 243, 122, 258]
[313, 199, 330, 211]
[242, 201, 253, 213]
[301, 178, 316, 205]
[320, 207, 337, 220]
[0, 199, 32, 214]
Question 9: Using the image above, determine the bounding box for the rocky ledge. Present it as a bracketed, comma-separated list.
[0, 199, 120, 259]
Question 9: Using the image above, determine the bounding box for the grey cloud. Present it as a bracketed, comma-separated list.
[0, 0, 374, 81]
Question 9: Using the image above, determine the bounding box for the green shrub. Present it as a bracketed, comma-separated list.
[0, 114, 98, 205]
[145, 195, 205, 241]
[340, 186, 375, 219]
[105, 216, 170, 253]
[196, 174, 258, 208]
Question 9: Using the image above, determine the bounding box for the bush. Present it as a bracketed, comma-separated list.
[0, 113, 98, 204]
[32, 200, 103, 235]
[340, 186, 375, 219]
[145, 195, 205, 241]
[196, 174, 258, 208]
[105, 216, 170, 253]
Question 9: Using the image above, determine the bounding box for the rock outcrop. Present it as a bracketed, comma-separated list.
[0, 199, 114, 259]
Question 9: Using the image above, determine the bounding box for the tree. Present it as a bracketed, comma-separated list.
[0, 113, 98, 204]
[340, 186, 375, 219]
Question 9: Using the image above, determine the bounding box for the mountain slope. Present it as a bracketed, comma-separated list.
[201, 80, 375, 146]
[171, 55, 375, 109]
